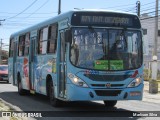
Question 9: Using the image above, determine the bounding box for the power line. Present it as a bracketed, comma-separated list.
[141, 10, 160, 15]
[141, 4, 157, 9]
[141, 1, 155, 6]
[125, 7, 136, 12]
[140, 15, 160, 20]
[21, 0, 53, 20]
[3, 0, 55, 27]
[6, 0, 38, 20]
[141, 19, 160, 25]
[101, 3, 135, 9]
[0, 12, 54, 15]
[141, 7, 157, 12]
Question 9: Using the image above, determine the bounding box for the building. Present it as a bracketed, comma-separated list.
[140, 13, 160, 61]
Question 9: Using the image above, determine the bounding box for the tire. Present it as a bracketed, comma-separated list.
[48, 80, 61, 107]
[17, 75, 26, 95]
[103, 100, 117, 107]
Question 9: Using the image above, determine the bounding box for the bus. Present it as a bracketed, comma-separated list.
[8, 9, 144, 107]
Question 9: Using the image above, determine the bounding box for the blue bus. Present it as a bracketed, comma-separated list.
[8, 9, 143, 107]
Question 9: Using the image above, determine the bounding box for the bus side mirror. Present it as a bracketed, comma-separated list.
[65, 30, 72, 44]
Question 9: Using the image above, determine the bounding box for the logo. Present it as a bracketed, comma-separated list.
[2, 112, 11, 117]
[106, 83, 111, 88]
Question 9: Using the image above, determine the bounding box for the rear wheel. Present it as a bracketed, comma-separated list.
[48, 80, 61, 107]
[17, 75, 26, 95]
[103, 100, 117, 107]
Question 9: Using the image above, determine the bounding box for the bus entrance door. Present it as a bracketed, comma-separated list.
[29, 30, 37, 94]
[13, 37, 18, 85]
[58, 31, 67, 98]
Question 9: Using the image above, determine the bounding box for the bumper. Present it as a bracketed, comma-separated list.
[0, 77, 8, 82]
[66, 83, 144, 101]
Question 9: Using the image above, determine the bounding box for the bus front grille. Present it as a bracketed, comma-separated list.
[91, 84, 124, 88]
[95, 90, 121, 96]
[84, 74, 130, 81]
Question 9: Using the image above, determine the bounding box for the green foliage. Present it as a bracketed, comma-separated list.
[143, 69, 151, 81]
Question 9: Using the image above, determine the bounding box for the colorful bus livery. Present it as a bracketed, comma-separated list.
[9, 9, 143, 107]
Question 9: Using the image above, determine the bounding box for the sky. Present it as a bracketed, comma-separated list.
[0, 0, 156, 50]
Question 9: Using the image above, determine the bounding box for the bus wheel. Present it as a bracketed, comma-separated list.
[49, 80, 61, 107]
[103, 100, 117, 107]
[17, 75, 26, 95]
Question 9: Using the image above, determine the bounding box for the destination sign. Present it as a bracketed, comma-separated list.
[81, 16, 130, 25]
[71, 12, 141, 28]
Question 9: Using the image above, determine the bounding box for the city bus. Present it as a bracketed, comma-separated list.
[8, 9, 144, 107]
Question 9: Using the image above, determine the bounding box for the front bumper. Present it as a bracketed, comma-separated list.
[0, 76, 8, 81]
[66, 83, 144, 101]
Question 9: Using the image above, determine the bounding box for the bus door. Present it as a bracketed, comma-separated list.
[29, 30, 37, 93]
[13, 37, 18, 85]
[58, 31, 67, 98]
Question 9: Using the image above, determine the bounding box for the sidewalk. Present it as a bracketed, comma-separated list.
[143, 81, 160, 104]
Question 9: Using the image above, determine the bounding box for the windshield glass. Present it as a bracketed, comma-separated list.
[70, 28, 142, 70]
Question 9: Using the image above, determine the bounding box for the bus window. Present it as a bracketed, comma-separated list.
[18, 35, 25, 56]
[9, 38, 14, 57]
[38, 27, 48, 54]
[47, 24, 58, 53]
[24, 33, 30, 56]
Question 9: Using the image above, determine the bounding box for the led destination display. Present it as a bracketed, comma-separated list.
[71, 12, 141, 28]
[81, 16, 130, 25]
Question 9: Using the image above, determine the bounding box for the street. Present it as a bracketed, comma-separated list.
[0, 82, 160, 120]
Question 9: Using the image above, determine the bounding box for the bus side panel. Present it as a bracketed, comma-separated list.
[8, 58, 13, 84]
[17, 57, 30, 90]
[34, 55, 54, 95]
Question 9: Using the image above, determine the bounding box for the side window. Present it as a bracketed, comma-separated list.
[38, 27, 48, 54]
[47, 24, 58, 53]
[24, 33, 30, 56]
[9, 38, 14, 57]
[18, 35, 25, 56]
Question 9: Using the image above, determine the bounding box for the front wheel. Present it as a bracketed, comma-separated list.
[49, 80, 61, 107]
[103, 100, 117, 107]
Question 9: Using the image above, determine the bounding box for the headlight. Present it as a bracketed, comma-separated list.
[68, 73, 88, 87]
[127, 77, 142, 87]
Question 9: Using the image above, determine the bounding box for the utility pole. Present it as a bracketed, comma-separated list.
[0, 39, 3, 64]
[149, 0, 159, 94]
[58, 0, 61, 15]
[136, 1, 140, 17]
[0, 20, 5, 64]
[153, 0, 159, 56]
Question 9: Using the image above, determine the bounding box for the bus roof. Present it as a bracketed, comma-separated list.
[10, 9, 138, 38]
[74, 9, 137, 15]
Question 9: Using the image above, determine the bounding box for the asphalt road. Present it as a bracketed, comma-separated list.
[0, 82, 160, 120]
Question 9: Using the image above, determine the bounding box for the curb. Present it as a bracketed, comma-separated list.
[0, 98, 35, 120]
[0, 98, 21, 111]
[143, 81, 160, 104]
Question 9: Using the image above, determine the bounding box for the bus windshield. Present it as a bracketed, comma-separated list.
[70, 27, 142, 71]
